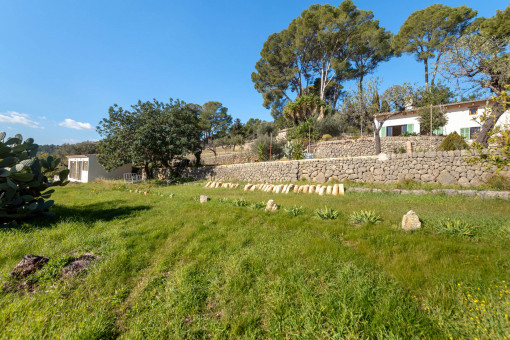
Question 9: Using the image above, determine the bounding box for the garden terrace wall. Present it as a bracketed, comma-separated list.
[313, 136, 444, 158]
[183, 150, 497, 187]
[200, 152, 257, 165]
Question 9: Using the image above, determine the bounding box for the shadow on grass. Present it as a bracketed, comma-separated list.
[3, 201, 152, 232]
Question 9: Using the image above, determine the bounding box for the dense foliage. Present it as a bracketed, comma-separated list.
[0, 132, 69, 227]
[97, 99, 202, 179]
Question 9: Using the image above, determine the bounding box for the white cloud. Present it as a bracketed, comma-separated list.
[0, 111, 42, 128]
[62, 138, 78, 143]
[58, 118, 94, 131]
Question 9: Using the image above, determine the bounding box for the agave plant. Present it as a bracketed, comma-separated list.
[315, 206, 339, 220]
[435, 218, 475, 237]
[0, 132, 69, 227]
[285, 205, 305, 216]
[349, 210, 383, 225]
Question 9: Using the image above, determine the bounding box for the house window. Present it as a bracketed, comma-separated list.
[460, 127, 480, 140]
[82, 161, 88, 171]
[469, 108, 478, 115]
[470, 127, 481, 139]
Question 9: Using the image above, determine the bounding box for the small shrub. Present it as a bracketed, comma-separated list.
[315, 206, 339, 220]
[285, 205, 305, 216]
[250, 202, 266, 210]
[437, 132, 469, 151]
[484, 174, 510, 190]
[231, 199, 249, 207]
[435, 218, 476, 237]
[349, 210, 382, 225]
[321, 134, 333, 141]
[392, 147, 407, 154]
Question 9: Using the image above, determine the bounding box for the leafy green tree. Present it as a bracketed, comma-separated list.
[349, 11, 393, 125]
[414, 83, 454, 135]
[480, 5, 510, 40]
[393, 4, 477, 89]
[243, 118, 262, 139]
[229, 118, 245, 138]
[252, 1, 369, 121]
[200, 101, 232, 140]
[442, 6, 509, 146]
[97, 99, 202, 179]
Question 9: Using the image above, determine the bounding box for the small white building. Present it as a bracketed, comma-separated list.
[374, 99, 510, 140]
[67, 154, 132, 183]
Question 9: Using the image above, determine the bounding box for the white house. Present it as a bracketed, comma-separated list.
[374, 99, 510, 140]
[67, 154, 132, 183]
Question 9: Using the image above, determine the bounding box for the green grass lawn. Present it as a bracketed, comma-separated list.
[0, 181, 509, 339]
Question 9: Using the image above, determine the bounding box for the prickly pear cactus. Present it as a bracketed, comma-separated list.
[0, 132, 70, 227]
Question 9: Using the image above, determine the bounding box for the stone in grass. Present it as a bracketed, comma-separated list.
[169, 193, 175, 198]
[265, 199, 278, 212]
[402, 210, 421, 231]
[61, 253, 97, 277]
[200, 195, 210, 203]
[10, 254, 49, 278]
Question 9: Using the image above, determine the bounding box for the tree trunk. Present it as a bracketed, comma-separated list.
[373, 121, 381, 155]
[144, 161, 152, 180]
[424, 58, 429, 90]
[475, 101, 506, 146]
[194, 151, 201, 167]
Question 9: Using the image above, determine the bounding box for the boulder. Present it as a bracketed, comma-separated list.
[309, 185, 316, 194]
[293, 185, 300, 193]
[200, 195, 209, 203]
[332, 184, 339, 196]
[401, 210, 421, 231]
[437, 171, 456, 185]
[10, 255, 49, 278]
[326, 186, 332, 195]
[265, 199, 278, 212]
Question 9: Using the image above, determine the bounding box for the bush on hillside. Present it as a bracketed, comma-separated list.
[251, 135, 283, 161]
[316, 115, 344, 137]
[437, 132, 469, 151]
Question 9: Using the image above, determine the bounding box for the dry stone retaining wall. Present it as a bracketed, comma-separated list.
[183, 150, 497, 187]
[313, 136, 444, 158]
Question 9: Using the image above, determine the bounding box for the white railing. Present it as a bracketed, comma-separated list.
[123, 173, 143, 183]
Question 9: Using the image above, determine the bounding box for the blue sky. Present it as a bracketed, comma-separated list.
[0, 0, 506, 145]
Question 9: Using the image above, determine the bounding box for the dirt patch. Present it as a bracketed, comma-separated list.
[61, 253, 97, 277]
[10, 254, 49, 278]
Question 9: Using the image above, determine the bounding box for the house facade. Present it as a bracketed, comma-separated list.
[67, 154, 132, 183]
[375, 99, 510, 140]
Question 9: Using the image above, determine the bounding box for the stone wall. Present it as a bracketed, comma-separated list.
[313, 136, 444, 158]
[199, 152, 257, 165]
[183, 150, 498, 187]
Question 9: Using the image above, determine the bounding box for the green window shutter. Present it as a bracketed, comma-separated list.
[460, 128, 470, 139]
[438, 126, 443, 135]
[380, 126, 386, 137]
[407, 124, 414, 133]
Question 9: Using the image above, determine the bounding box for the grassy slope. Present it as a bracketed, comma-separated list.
[0, 182, 509, 339]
